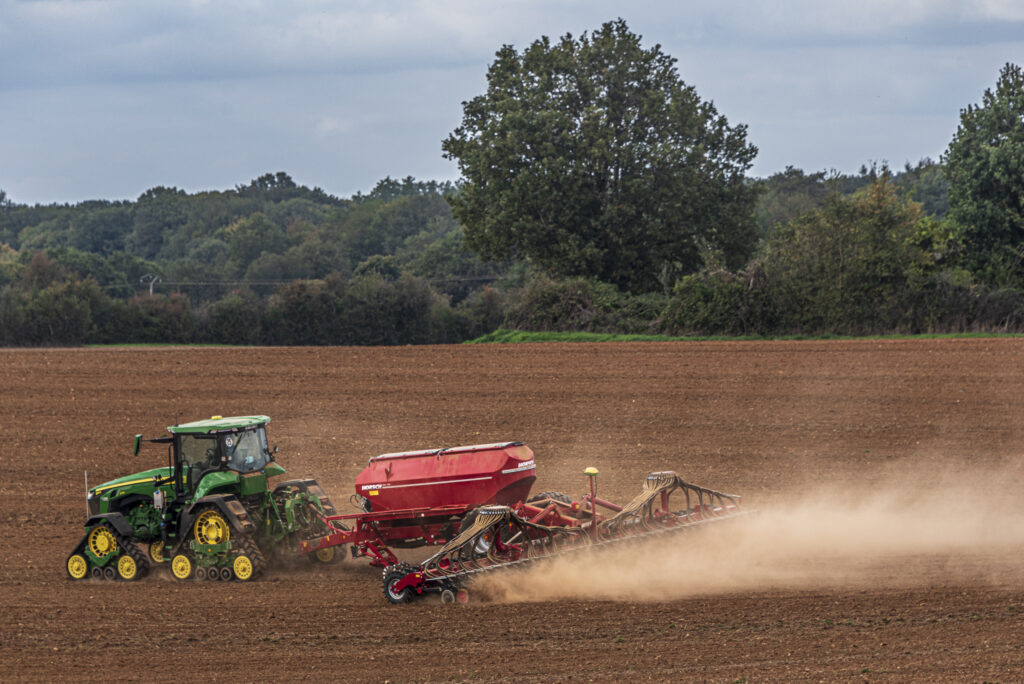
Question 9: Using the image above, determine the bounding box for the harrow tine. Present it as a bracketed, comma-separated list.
[408, 471, 748, 592]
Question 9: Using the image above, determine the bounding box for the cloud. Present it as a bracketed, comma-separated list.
[666, 1, 1024, 46]
[0, 1, 1022, 202]
[1, 1, 525, 90]
[3, 1, 1020, 90]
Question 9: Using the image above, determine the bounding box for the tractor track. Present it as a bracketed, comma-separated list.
[2, 339, 1024, 681]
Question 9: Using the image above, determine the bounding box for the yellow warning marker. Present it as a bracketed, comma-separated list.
[584, 467, 599, 528]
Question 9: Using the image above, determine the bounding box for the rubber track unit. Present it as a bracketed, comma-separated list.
[66, 523, 150, 581]
[113, 526, 150, 580]
[238, 536, 267, 580]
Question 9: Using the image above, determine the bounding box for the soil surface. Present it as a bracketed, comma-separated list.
[2, 339, 1023, 682]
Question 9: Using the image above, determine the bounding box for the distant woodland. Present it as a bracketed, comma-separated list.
[1, 23, 1022, 346]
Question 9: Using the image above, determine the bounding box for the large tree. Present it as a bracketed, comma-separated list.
[944, 63, 1024, 284]
[442, 19, 758, 293]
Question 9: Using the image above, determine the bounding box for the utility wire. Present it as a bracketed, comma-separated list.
[99, 275, 501, 291]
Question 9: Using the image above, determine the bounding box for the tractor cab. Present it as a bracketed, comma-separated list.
[165, 416, 284, 499]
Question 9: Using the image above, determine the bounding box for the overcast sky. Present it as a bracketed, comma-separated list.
[1, 1, 1022, 205]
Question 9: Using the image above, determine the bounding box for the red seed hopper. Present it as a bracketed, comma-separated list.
[301, 442, 538, 566]
[355, 442, 536, 511]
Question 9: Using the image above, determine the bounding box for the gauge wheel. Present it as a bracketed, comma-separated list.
[382, 563, 416, 604]
[148, 540, 166, 563]
[67, 553, 88, 580]
[117, 554, 139, 580]
[314, 546, 336, 564]
[171, 553, 194, 580]
[233, 554, 254, 581]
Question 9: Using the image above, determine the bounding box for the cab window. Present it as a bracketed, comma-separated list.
[224, 428, 270, 473]
[179, 434, 218, 469]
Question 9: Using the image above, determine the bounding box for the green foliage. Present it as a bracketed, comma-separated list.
[352, 254, 401, 281]
[262, 278, 345, 345]
[894, 159, 949, 217]
[235, 172, 344, 207]
[755, 177, 930, 334]
[236, 172, 298, 202]
[35, 246, 152, 299]
[67, 202, 133, 255]
[400, 229, 501, 303]
[754, 161, 951, 241]
[20, 278, 107, 345]
[0, 243, 17, 288]
[224, 212, 289, 274]
[659, 176, 1023, 336]
[0, 285, 26, 345]
[755, 167, 832, 237]
[198, 292, 264, 345]
[357, 176, 456, 203]
[662, 270, 749, 335]
[339, 273, 460, 345]
[129, 187, 188, 259]
[455, 286, 506, 339]
[503, 273, 666, 333]
[443, 19, 759, 292]
[339, 193, 457, 264]
[944, 63, 1024, 285]
[0, 172, 503, 346]
[18, 216, 70, 252]
[116, 294, 197, 343]
[262, 273, 460, 346]
[20, 250, 64, 289]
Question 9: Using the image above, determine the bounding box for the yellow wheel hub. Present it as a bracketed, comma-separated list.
[148, 540, 166, 563]
[67, 554, 88, 580]
[117, 555, 137, 580]
[194, 510, 230, 546]
[87, 526, 118, 558]
[314, 546, 335, 563]
[171, 554, 193, 580]
[233, 555, 254, 581]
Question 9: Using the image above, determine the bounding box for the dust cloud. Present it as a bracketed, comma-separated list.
[477, 463, 1024, 603]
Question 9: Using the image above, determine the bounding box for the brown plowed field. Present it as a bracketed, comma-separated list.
[2, 340, 1023, 682]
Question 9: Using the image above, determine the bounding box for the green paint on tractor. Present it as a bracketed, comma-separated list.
[65, 415, 337, 582]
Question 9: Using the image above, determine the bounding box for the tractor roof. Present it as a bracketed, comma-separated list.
[168, 415, 270, 434]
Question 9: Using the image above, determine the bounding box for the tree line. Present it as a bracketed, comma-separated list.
[1, 22, 1023, 345]
[0, 174, 507, 345]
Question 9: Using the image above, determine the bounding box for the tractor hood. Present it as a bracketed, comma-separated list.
[90, 466, 174, 497]
[88, 465, 178, 517]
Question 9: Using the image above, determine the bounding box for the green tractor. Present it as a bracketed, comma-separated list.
[65, 415, 338, 582]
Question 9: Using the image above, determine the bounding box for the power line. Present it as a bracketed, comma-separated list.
[97, 274, 502, 292]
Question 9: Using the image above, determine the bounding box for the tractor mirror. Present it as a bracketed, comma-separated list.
[133, 434, 142, 456]
[271, 445, 279, 461]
